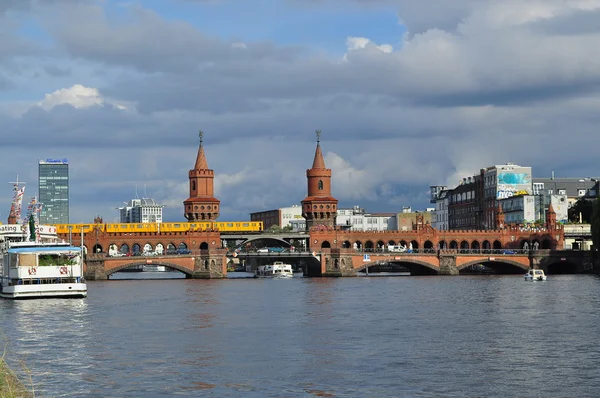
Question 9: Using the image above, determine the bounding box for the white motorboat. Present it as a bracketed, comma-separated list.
[0, 181, 86, 299]
[0, 224, 87, 299]
[142, 264, 167, 272]
[524, 269, 547, 281]
[255, 261, 294, 279]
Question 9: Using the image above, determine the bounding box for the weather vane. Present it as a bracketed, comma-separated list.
[315, 130, 321, 143]
[199, 130, 204, 145]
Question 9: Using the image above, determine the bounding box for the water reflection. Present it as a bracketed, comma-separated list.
[0, 275, 599, 397]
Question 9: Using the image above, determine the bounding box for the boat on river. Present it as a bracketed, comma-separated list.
[524, 269, 547, 281]
[0, 179, 87, 299]
[142, 264, 167, 272]
[255, 261, 294, 279]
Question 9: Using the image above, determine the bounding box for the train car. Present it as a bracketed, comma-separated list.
[54, 224, 95, 235]
[53, 220, 264, 235]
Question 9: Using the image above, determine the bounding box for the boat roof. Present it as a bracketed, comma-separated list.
[8, 246, 82, 253]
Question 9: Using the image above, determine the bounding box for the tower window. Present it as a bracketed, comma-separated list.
[318, 180, 323, 190]
[192, 181, 196, 191]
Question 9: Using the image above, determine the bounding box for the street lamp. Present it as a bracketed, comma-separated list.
[68, 225, 73, 246]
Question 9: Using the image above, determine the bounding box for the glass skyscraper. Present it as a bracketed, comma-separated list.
[38, 158, 69, 224]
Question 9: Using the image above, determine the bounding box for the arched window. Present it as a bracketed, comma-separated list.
[318, 180, 323, 190]
[192, 181, 196, 191]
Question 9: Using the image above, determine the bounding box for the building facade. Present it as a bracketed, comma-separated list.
[250, 205, 303, 229]
[118, 198, 165, 223]
[482, 163, 533, 230]
[38, 158, 69, 224]
[532, 177, 598, 209]
[432, 190, 449, 230]
[448, 175, 483, 230]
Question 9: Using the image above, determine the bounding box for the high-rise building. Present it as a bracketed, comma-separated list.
[118, 198, 165, 223]
[38, 158, 69, 224]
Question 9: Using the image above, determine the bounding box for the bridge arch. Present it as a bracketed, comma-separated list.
[342, 240, 351, 248]
[321, 241, 331, 248]
[449, 240, 458, 249]
[471, 241, 480, 250]
[493, 240, 502, 249]
[356, 258, 438, 275]
[457, 259, 529, 273]
[200, 242, 209, 250]
[460, 240, 469, 252]
[365, 241, 374, 251]
[438, 240, 446, 249]
[411, 240, 419, 250]
[235, 236, 293, 248]
[424, 240, 434, 251]
[107, 261, 192, 276]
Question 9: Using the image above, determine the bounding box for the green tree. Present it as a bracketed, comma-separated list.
[266, 224, 282, 234]
[568, 198, 593, 223]
[591, 198, 600, 250]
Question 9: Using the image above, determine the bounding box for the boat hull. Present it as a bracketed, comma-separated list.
[0, 283, 87, 299]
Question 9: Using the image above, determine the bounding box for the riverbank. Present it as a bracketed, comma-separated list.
[0, 359, 33, 398]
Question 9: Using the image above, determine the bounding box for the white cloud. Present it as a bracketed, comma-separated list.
[37, 84, 127, 111]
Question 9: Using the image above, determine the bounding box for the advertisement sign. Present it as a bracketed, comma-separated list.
[497, 171, 532, 199]
[39, 158, 69, 165]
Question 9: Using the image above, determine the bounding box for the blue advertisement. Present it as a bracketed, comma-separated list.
[497, 172, 532, 199]
[498, 172, 530, 185]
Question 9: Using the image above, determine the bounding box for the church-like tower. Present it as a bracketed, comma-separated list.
[183, 131, 220, 221]
[301, 130, 338, 230]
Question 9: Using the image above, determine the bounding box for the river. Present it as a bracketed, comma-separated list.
[1, 273, 600, 397]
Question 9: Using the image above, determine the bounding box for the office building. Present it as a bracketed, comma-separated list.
[38, 158, 69, 224]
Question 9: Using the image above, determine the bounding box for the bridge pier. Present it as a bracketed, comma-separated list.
[320, 251, 357, 277]
[191, 252, 227, 279]
[438, 254, 459, 275]
[84, 256, 108, 280]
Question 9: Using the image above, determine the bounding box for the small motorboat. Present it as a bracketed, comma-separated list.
[524, 269, 547, 281]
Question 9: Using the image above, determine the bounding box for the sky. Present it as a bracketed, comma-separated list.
[2, 0, 600, 223]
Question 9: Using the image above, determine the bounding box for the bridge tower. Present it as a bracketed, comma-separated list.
[184, 130, 220, 221]
[546, 203, 556, 229]
[301, 130, 338, 230]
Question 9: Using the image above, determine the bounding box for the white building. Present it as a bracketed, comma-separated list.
[280, 205, 303, 228]
[432, 190, 450, 230]
[335, 206, 396, 231]
[118, 198, 165, 223]
[500, 194, 568, 226]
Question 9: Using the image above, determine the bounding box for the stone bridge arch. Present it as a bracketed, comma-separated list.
[235, 236, 293, 249]
[355, 258, 439, 275]
[106, 261, 193, 277]
[457, 258, 529, 274]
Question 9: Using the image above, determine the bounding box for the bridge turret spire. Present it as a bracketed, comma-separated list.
[301, 130, 338, 231]
[184, 129, 220, 221]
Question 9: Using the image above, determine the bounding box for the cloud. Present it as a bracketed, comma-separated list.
[2, 0, 600, 223]
[37, 84, 126, 110]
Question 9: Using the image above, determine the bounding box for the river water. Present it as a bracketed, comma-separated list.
[1, 273, 600, 397]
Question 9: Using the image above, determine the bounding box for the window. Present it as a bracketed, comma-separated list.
[318, 180, 323, 190]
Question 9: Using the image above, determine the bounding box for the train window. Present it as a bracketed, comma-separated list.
[174, 224, 180, 228]
[227, 223, 233, 227]
[243, 223, 249, 227]
[82, 225, 90, 229]
[137, 224, 143, 228]
[236, 223, 240, 227]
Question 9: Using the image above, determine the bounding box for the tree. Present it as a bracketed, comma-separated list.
[591, 198, 600, 250]
[568, 198, 593, 223]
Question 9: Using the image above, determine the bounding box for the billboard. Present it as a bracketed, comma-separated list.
[497, 171, 532, 199]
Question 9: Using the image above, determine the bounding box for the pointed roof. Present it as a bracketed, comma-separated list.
[311, 130, 326, 169]
[194, 130, 209, 170]
[547, 203, 555, 214]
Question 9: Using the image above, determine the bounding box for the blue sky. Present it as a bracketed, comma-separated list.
[2, 0, 600, 223]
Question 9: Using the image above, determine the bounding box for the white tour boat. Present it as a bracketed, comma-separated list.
[255, 261, 294, 279]
[0, 178, 87, 299]
[142, 264, 167, 272]
[524, 269, 547, 281]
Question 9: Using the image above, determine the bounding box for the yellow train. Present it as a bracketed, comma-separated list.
[53, 221, 264, 235]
